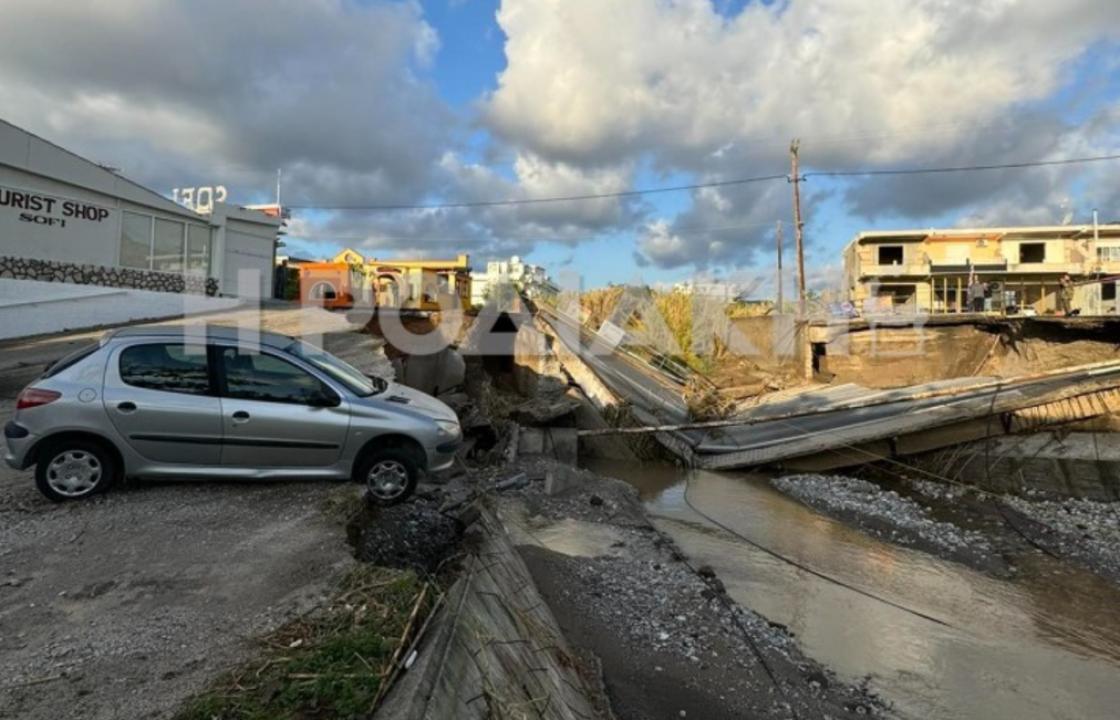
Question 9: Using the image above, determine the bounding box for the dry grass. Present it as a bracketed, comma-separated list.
[577, 287, 624, 329]
[176, 566, 434, 720]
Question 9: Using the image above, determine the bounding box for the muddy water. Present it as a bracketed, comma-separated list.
[586, 459, 1120, 720]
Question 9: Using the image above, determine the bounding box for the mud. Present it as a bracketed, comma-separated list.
[505, 461, 888, 720]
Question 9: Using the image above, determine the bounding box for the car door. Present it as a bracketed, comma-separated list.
[102, 341, 223, 464]
[215, 344, 350, 468]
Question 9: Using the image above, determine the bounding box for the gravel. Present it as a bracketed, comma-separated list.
[510, 461, 887, 719]
[350, 494, 462, 572]
[1001, 495, 1120, 580]
[772, 474, 1000, 571]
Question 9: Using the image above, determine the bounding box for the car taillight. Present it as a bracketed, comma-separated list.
[16, 388, 61, 410]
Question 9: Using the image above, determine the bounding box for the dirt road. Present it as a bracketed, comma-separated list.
[0, 311, 378, 719]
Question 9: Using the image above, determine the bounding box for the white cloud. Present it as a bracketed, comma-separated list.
[486, 0, 1120, 169]
[484, 0, 1120, 272]
[0, 0, 448, 205]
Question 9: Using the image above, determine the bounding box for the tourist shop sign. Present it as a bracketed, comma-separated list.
[0, 184, 111, 228]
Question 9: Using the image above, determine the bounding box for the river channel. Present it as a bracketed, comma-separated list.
[586, 459, 1120, 720]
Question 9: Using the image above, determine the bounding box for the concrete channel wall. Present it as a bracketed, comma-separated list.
[375, 507, 602, 720]
[916, 432, 1120, 500]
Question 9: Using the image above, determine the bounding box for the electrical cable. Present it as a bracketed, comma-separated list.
[804, 153, 1120, 179]
[286, 152, 1120, 212]
[287, 174, 789, 211]
[680, 473, 956, 628]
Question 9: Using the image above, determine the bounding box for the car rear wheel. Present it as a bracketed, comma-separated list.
[356, 447, 419, 505]
[35, 440, 117, 502]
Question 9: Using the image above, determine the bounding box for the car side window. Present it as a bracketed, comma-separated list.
[219, 347, 332, 405]
[120, 343, 211, 395]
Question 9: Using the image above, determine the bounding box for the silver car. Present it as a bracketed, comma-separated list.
[3, 325, 461, 503]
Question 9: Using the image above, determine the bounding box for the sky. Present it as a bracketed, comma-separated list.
[1, 0, 1119, 292]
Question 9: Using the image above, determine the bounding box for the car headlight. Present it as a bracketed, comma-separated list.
[435, 419, 461, 436]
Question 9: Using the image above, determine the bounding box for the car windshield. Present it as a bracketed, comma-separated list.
[286, 340, 386, 397]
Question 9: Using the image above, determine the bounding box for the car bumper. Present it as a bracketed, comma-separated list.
[427, 438, 461, 473]
[4, 421, 34, 470]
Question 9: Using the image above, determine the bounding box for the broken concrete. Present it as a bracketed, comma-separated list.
[914, 431, 1120, 500]
[374, 507, 607, 720]
[400, 347, 465, 396]
[509, 395, 581, 425]
[518, 426, 579, 464]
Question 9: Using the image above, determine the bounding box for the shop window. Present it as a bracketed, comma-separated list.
[153, 218, 185, 272]
[1104, 282, 1117, 302]
[1019, 243, 1046, 263]
[119, 212, 152, 269]
[187, 224, 211, 274]
[877, 246, 904, 265]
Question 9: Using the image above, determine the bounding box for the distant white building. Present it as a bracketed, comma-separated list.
[470, 255, 557, 305]
[671, 279, 751, 300]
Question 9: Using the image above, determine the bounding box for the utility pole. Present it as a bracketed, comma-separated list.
[789, 139, 807, 316]
[775, 220, 784, 313]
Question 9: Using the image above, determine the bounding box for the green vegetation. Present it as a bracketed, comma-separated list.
[177, 566, 432, 720]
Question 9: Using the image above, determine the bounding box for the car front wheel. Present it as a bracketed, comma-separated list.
[35, 440, 118, 502]
[355, 447, 419, 505]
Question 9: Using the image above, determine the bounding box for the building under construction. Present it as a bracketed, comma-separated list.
[844, 224, 1120, 314]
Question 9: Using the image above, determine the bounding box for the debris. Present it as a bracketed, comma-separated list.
[509, 395, 581, 425]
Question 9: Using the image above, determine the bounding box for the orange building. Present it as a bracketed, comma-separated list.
[297, 260, 369, 309]
[296, 249, 472, 311]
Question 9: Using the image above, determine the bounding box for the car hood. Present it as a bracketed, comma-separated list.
[375, 382, 458, 423]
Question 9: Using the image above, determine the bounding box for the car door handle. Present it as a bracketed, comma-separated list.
[117, 401, 137, 413]
[232, 411, 251, 422]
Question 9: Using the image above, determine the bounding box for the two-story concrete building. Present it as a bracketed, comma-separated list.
[843, 224, 1120, 315]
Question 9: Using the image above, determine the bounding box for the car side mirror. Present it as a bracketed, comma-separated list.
[309, 388, 341, 408]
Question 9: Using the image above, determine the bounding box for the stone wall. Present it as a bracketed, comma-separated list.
[0, 255, 217, 296]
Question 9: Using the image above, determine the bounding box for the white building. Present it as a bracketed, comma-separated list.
[0, 119, 281, 298]
[470, 255, 556, 305]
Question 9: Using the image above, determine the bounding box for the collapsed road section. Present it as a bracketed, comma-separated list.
[530, 299, 1120, 719]
[539, 304, 1120, 477]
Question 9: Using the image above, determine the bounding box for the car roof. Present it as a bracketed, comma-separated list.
[107, 324, 296, 349]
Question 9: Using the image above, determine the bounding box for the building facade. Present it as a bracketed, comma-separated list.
[471, 255, 557, 305]
[844, 225, 1120, 315]
[0, 120, 281, 298]
[295, 249, 472, 310]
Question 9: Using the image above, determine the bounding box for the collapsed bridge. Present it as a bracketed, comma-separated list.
[537, 305, 1120, 481]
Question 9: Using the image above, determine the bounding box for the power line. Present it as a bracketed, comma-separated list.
[286, 174, 789, 211]
[804, 152, 1120, 178]
[285, 151, 1120, 213]
[283, 219, 781, 244]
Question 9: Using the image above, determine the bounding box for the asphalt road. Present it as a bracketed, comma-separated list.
[539, 309, 689, 422]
